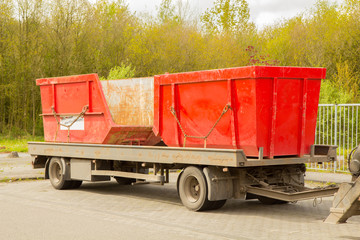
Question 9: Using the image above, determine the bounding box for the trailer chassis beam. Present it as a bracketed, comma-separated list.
[91, 170, 165, 183]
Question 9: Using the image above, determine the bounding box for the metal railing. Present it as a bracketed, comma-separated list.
[308, 104, 360, 172]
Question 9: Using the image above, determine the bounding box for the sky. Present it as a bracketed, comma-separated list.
[122, 0, 342, 28]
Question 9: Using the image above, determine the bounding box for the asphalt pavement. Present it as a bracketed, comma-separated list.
[0, 153, 359, 240]
[0, 152, 359, 240]
[0, 152, 44, 181]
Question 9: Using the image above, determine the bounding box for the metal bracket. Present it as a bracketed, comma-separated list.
[258, 147, 264, 160]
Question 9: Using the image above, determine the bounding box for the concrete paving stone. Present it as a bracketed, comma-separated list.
[0, 153, 359, 239]
[305, 171, 352, 183]
[0, 153, 43, 181]
[0, 180, 359, 240]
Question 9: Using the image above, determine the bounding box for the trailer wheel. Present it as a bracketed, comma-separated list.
[208, 200, 227, 210]
[257, 196, 288, 205]
[178, 166, 211, 211]
[49, 157, 73, 190]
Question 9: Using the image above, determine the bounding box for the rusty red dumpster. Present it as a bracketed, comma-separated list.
[37, 74, 160, 145]
[153, 66, 326, 158]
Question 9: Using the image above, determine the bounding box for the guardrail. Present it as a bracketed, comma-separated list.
[309, 104, 360, 172]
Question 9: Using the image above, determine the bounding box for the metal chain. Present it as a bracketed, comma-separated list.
[170, 104, 231, 148]
[313, 197, 323, 207]
[52, 105, 89, 142]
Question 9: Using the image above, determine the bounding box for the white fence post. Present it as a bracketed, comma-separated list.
[334, 104, 337, 172]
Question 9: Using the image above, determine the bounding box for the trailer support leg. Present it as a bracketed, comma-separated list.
[166, 168, 169, 183]
[325, 177, 360, 224]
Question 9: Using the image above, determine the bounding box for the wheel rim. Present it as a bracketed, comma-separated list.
[50, 162, 62, 184]
[184, 175, 201, 203]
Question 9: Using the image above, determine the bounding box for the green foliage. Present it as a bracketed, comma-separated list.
[201, 0, 250, 34]
[0, 135, 43, 153]
[319, 62, 359, 103]
[100, 64, 136, 80]
[319, 80, 353, 104]
[157, 0, 177, 23]
[0, 0, 360, 137]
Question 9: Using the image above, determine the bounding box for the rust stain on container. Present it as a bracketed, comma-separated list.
[101, 78, 154, 126]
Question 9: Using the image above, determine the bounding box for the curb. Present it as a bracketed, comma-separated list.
[0, 176, 45, 183]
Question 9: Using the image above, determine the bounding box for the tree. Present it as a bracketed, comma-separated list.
[2, 0, 360, 137]
[100, 64, 135, 80]
[157, 0, 176, 23]
[201, 0, 250, 34]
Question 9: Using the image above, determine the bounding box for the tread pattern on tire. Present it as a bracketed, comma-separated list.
[207, 199, 227, 210]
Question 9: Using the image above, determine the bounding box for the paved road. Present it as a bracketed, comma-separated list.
[0, 178, 359, 240]
[0, 153, 43, 180]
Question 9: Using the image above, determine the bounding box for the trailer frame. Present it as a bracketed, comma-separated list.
[29, 142, 339, 211]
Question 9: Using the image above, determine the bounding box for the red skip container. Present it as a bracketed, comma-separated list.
[37, 74, 160, 145]
[154, 66, 326, 158]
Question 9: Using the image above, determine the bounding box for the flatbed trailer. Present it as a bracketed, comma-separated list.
[29, 142, 339, 211]
[31, 66, 342, 211]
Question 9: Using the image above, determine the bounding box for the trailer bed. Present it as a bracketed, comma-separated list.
[28, 142, 335, 168]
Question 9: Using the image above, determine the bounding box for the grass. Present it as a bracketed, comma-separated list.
[0, 177, 45, 183]
[306, 168, 351, 175]
[0, 136, 44, 153]
[305, 180, 339, 187]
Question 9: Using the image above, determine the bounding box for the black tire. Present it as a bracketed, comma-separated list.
[114, 177, 136, 185]
[176, 170, 184, 197]
[207, 200, 227, 210]
[257, 196, 288, 205]
[210, 199, 226, 210]
[178, 166, 211, 211]
[48, 157, 73, 190]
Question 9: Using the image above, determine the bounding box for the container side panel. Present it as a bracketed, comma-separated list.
[255, 78, 273, 157]
[41, 76, 111, 144]
[38, 74, 158, 145]
[255, 66, 326, 79]
[46, 115, 110, 144]
[39, 85, 53, 114]
[235, 79, 258, 155]
[158, 67, 256, 85]
[100, 78, 154, 126]
[55, 82, 89, 113]
[304, 79, 322, 154]
[160, 81, 234, 148]
[177, 81, 232, 148]
[91, 81, 108, 114]
[160, 85, 175, 143]
[273, 78, 302, 156]
[153, 66, 326, 156]
[153, 76, 161, 136]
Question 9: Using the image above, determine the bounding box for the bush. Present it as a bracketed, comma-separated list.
[100, 64, 136, 80]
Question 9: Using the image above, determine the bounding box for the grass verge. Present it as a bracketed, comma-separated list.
[306, 168, 351, 175]
[0, 177, 45, 183]
[305, 180, 339, 188]
[0, 136, 44, 153]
